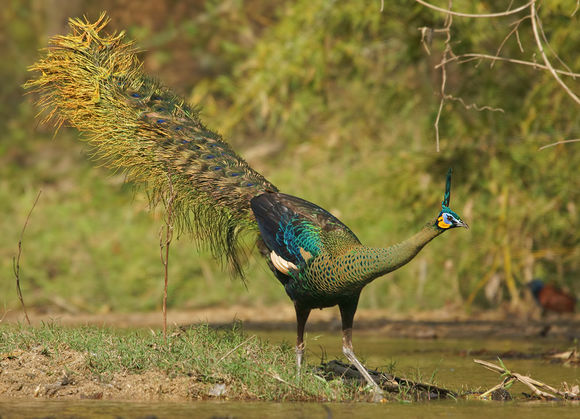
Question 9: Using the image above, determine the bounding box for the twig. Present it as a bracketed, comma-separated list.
[479, 376, 516, 399]
[0, 305, 11, 323]
[246, 351, 314, 397]
[433, 0, 454, 152]
[415, 0, 534, 18]
[474, 358, 579, 400]
[492, 15, 529, 66]
[445, 95, 504, 113]
[538, 16, 574, 76]
[216, 335, 256, 364]
[436, 53, 580, 78]
[539, 138, 580, 150]
[530, 1, 580, 105]
[159, 175, 177, 341]
[12, 190, 42, 326]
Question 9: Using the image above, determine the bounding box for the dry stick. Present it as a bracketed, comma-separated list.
[436, 54, 580, 78]
[0, 304, 11, 323]
[446, 96, 504, 113]
[491, 15, 529, 67]
[539, 138, 580, 150]
[433, 0, 453, 152]
[479, 376, 516, 399]
[530, 1, 580, 105]
[216, 335, 256, 365]
[245, 350, 314, 397]
[474, 359, 578, 400]
[416, 0, 534, 18]
[159, 175, 177, 341]
[13, 190, 42, 326]
[537, 12, 574, 75]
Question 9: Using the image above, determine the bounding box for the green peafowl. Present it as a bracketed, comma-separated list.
[27, 15, 468, 396]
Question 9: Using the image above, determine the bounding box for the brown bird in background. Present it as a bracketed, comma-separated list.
[528, 279, 576, 314]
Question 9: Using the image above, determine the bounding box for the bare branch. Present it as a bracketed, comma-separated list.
[445, 95, 505, 113]
[13, 190, 42, 326]
[539, 138, 580, 150]
[475, 358, 579, 400]
[415, 0, 534, 18]
[436, 53, 580, 78]
[530, 1, 580, 105]
[433, 0, 454, 152]
[537, 10, 574, 76]
[418, 27, 434, 55]
[491, 15, 529, 67]
[572, 0, 579, 17]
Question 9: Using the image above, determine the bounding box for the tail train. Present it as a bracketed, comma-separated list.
[26, 14, 277, 274]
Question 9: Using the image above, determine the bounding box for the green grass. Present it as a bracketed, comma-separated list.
[0, 323, 391, 401]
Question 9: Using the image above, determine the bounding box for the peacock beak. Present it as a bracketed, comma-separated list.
[456, 220, 469, 229]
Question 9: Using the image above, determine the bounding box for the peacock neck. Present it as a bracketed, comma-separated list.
[357, 220, 444, 284]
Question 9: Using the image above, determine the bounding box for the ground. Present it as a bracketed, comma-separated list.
[1, 305, 579, 402]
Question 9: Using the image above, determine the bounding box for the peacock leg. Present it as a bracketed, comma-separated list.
[339, 299, 384, 401]
[294, 303, 311, 376]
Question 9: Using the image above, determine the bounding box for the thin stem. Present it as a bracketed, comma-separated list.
[416, 0, 534, 18]
[530, 1, 580, 104]
[415, 0, 535, 18]
[436, 53, 580, 78]
[13, 190, 42, 326]
[159, 175, 177, 341]
[434, 0, 453, 152]
[539, 138, 580, 150]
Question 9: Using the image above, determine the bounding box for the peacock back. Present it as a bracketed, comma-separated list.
[251, 193, 392, 307]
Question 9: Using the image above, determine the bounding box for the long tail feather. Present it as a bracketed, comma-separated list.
[25, 13, 277, 276]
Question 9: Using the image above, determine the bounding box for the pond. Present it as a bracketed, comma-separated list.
[1, 398, 579, 419]
[255, 330, 580, 391]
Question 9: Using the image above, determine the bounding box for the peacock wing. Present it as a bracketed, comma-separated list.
[250, 192, 361, 270]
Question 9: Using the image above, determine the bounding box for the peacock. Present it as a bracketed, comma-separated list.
[26, 15, 468, 397]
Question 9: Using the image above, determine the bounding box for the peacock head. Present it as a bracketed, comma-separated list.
[435, 168, 469, 230]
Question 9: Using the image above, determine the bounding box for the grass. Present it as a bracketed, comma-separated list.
[0, 323, 383, 402]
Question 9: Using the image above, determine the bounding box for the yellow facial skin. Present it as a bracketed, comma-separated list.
[437, 215, 452, 229]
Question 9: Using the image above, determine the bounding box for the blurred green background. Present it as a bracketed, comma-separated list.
[1, 0, 578, 315]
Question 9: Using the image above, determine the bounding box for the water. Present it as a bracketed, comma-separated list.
[256, 331, 580, 390]
[1, 399, 579, 419]
[1, 332, 578, 418]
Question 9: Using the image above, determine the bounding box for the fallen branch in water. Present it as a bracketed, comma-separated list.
[320, 359, 456, 400]
[474, 358, 579, 400]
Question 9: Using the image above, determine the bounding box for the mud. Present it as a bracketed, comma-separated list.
[0, 347, 204, 401]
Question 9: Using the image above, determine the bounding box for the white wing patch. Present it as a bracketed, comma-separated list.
[270, 251, 298, 275]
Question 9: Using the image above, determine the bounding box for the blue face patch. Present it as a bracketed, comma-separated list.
[440, 205, 460, 220]
[437, 206, 461, 229]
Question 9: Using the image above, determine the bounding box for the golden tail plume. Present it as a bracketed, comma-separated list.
[26, 13, 277, 275]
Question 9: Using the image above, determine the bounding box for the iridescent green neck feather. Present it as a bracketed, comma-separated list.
[358, 220, 443, 282]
